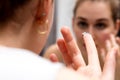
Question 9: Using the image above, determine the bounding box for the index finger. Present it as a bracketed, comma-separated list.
[83, 32, 101, 71]
[61, 27, 86, 68]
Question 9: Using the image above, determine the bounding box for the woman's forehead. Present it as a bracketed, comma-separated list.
[76, 1, 111, 13]
[75, 1, 112, 20]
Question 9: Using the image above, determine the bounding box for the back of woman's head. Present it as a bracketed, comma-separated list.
[73, 0, 120, 22]
[0, 0, 30, 25]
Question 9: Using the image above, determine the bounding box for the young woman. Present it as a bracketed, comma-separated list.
[0, 0, 117, 80]
[44, 0, 120, 80]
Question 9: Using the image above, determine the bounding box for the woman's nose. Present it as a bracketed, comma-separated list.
[88, 28, 94, 35]
[87, 28, 95, 39]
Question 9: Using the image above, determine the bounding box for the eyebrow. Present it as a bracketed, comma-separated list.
[96, 19, 109, 22]
[76, 17, 109, 22]
[76, 17, 87, 21]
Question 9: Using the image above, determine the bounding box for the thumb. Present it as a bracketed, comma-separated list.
[49, 53, 59, 62]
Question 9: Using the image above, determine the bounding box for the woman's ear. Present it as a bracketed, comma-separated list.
[35, 0, 48, 24]
[33, 0, 54, 35]
[35, 0, 54, 23]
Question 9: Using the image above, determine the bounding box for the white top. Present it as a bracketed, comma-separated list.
[0, 46, 63, 80]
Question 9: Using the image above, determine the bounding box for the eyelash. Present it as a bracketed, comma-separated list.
[76, 21, 107, 30]
[77, 21, 88, 29]
[95, 23, 107, 29]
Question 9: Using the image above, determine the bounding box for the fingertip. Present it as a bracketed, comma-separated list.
[82, 32, 95, 47]
[60, 27, 73, 42]
[49, 53, 59, 62]
[61, 26, 69, 32]
[61, 26, 70, 34]
[57, 39, 64, 47]
[82, 32, 92, 38]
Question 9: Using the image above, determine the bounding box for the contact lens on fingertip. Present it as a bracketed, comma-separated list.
[82, 32, 90, 36]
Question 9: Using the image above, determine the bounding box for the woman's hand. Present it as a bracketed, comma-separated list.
[50, 27, 117, 80]
[100, 34, 120, 80]
[104, 35, 120, 80]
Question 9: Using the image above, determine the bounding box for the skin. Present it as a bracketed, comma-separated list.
[44, 0, 119, 64]
[0, 0, 117, 80]
[72, 1, 119, 62]
[44, 1, 120, 80]
[57, 27, 117, 80]
[0, 0, 53, 54]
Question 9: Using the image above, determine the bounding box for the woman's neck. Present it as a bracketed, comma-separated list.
[0, 22, 30, 49]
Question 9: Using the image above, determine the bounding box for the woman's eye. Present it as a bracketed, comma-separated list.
[95, 23, 107, 30]
[77, 21, 88, 29]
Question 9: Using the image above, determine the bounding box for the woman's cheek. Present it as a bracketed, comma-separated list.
[99, 33, 110, 43]
[75, 28, 83, 38]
